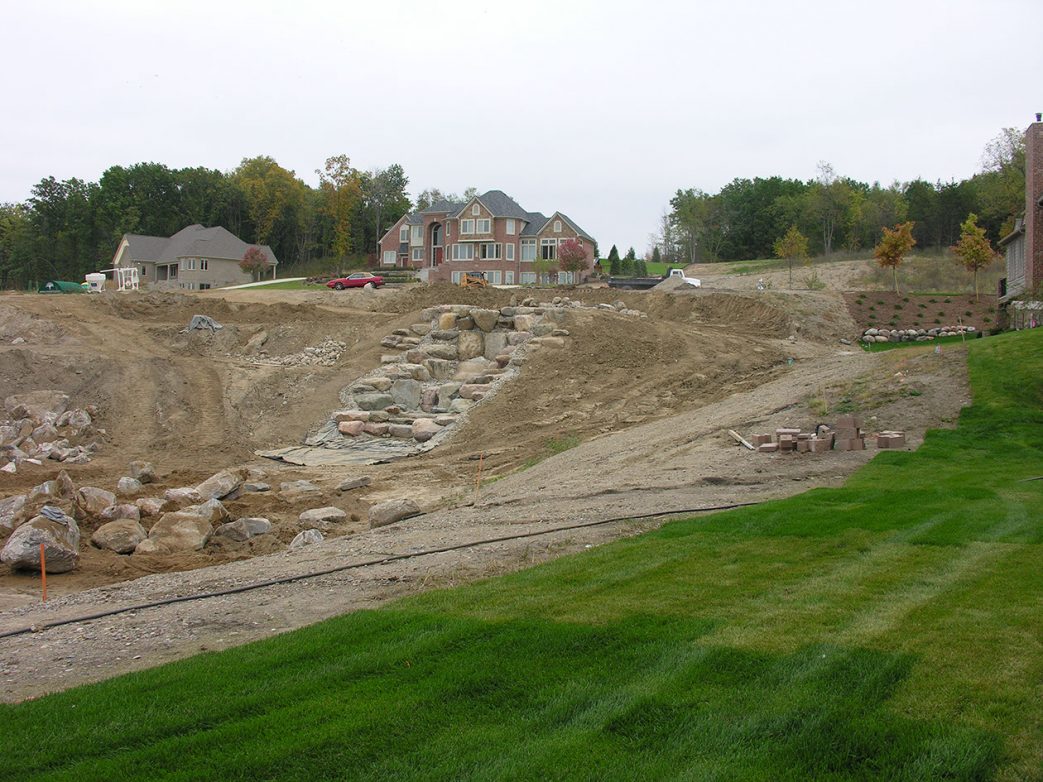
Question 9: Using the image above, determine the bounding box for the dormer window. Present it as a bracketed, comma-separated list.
[471, 204, 480, 216]
[554, 220, 562, 233]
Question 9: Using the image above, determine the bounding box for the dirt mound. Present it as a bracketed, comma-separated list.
[0, 302, 67, 345]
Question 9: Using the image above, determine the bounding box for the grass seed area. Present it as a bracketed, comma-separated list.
[1, 330, 1041, 781]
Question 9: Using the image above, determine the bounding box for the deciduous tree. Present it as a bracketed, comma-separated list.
[874, 221, 916, 294]
[317, 154, 362, 262]
[239, 246, 271, 281]
[557, 238, 588, 280]
[773, 225, 809, 287]
[233, 156, 305, 246]
[951, 213, 998, 300]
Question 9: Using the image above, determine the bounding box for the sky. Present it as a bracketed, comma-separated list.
[2, 0, 1041, 253]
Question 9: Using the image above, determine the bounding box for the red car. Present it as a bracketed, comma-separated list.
[326, 272, 385, 290]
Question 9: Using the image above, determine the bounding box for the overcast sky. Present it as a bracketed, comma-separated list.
[3, 0, 1040, 252]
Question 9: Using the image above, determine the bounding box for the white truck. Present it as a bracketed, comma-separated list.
[668, 268, 701, 287]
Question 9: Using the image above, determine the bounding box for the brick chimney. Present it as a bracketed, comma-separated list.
[1026, 119, 1043, 295]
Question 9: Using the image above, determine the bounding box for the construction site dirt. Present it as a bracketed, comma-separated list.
[0, 277, 971, 701]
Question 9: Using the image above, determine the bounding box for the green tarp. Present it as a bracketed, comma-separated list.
[38, 280, 84, 293]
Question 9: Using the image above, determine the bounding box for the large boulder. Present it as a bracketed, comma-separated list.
[390, 379, 422, 410]
[91, 519, 147, 554]
[135, 496, 171, 517]
[214, 517, 272, 542]
[99, 503, 141, 522]
[470, 309, 499, 332]
[337, 476, 371, 492]
[0, 494, 27, 534]
[194, 469, 242, 501]
[164, 487, 203, 506]
[513, 314, 537, 332]
[144, 511, 213, 553]
[289, 529, 324, 550]
[422, 343, 458, 361]
[368, 499, 422, 528]
[338, 420, 365, 437]
[182, 498, 230, 524]
[299, 506, 347, 531]
[355, 392, 395, 411]
[422, 358, 454, 381]
[27, 479, 60, 504]
[483, 332, 509, 360]
[411, 419, 441, 443]
[4, 391, 70, 426]
[457, 330, 485, 360]
[77, 486, 116, 517]
[1, 510, 80, 572]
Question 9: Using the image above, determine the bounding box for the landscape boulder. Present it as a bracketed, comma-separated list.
[457, 330, 484, 360]
[4, 391, 70, 426]
[182, 498, 231, 524]
[129, 460, 156, 484]
[471, 309, 499, 332]
[355, 392, 395, 411]
[337, 476, 371, 492]
[0, 509, 80, 572]
[145, 511, 213, 552]
[390, 379, 422, 410]
[194, 469, 242, 500]
[135, 496, 170, 517]
[0, 494, 27, 534]
[214, 517, 272, 542]
[299, 506, 347, 531]
[289, 529, 324, 549]
[280, 480, 323, 502]
[77, 486, 116, 517]
[411, 418, 441, 443]
[91, 519, 147, 554]
[164, 487, 203, 506]
[99, 503, 141, 522]
[338, 420, 365, 437]
[368, 498, 421, 528]
[117, 476, 144, 496]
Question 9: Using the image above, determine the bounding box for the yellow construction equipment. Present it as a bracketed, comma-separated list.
[459, 272, 489, 288]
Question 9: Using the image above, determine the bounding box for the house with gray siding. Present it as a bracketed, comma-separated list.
[111, 224, 278, 290]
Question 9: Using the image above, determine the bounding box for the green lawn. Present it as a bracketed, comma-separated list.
[1, 330, 1041, 780]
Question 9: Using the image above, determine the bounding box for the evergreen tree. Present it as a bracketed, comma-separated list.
[607, 244, 621, 276]
[651, 246, 661, 264]
[635, 258, 648, 276]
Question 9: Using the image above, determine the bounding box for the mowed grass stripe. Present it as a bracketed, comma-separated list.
[0, 329, 1040, 781]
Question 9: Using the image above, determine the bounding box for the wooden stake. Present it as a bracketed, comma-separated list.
[474, 451, 485, 505]
[728, 430, 755, 450]
[39, 543, 47, 603]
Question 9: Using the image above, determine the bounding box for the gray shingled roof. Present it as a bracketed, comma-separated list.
[420, 199, 464, 214]
[465, 190, 530, 219]
[520, 212, 548, 236]
[124, 225, 278, 265]
[554, 212, 594, 242]
[406, 214, 424, 225]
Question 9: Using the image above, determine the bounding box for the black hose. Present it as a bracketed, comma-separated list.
[0, 501, 760, 641]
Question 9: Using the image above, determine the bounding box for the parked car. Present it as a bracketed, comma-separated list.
[326, 272, 385, 290]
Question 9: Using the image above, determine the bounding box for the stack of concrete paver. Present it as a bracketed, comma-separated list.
[751, 414, 905, 454]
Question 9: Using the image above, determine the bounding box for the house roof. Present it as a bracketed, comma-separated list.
[454, 190, 530, 220]
[520, 212, 548, 236]
[420, 199, 465, 214]
[553, 212, 595, 242]
[999, 217, 1026, 247]
[122, 225, 278, 265]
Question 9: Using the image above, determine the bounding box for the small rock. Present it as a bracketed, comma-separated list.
[289, 529, 324, 549]
[338, 420, 365, 437]
[337, 476, 372, 492]
[244, 482, 270, 493]
[194, 469, 242, 501]
[116, 476, 144, 496]
[128, 460, 156, 484]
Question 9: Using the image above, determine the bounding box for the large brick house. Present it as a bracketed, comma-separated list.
[999, 117, 1043, 326]
[111, 224, 278, 290]
[378, 190, 596, 285]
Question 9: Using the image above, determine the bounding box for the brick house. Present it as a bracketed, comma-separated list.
[999, 117, 1043, 326]
[377, 190, 596, 285]
[111, 224, 278, 291]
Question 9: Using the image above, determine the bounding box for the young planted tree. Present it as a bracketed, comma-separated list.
[951, 213, 998, 300]
[239, 246, 271, 281]
[772, 224, 809, 287]
[557, 238, 588, 282]
[651, 245, 662, 265]
[874, 221, 916, 294]
[607, 244, 621, 276]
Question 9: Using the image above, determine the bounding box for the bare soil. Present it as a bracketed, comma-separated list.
[0, 275, 971, 701]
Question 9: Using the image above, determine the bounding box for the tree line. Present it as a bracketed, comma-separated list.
[0, 156, 414, 288]
[659, 128, 1025, 263]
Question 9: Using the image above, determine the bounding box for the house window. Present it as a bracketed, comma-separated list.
[411, 248, 423, 261]
[399, 226, 408, 242]
[479, 243, 501, 260]
[451, 271, 464, 284]
[541, 239, 557, 260]
[558, 271, 573, 285]
[471, 204, 480, 216]
[506, 219, 516, 235]
[520, 272, 537, 284]
[411, 225, 423, 243]
[198, 283, 211, 290]
[505, 243, 515, 261]
[200, 258, 208, 271]
[445, 222, 452, 237]
[476, 218, 491, 233]
[554, 220, 562, 233]
[461, 219, 475, 234]
[505, 270, 515, 284]
[452, 243, 474, 261]
[486, 270, 502, 285]
[382, 250, 396, 265]
[521, 239, 536, 261]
